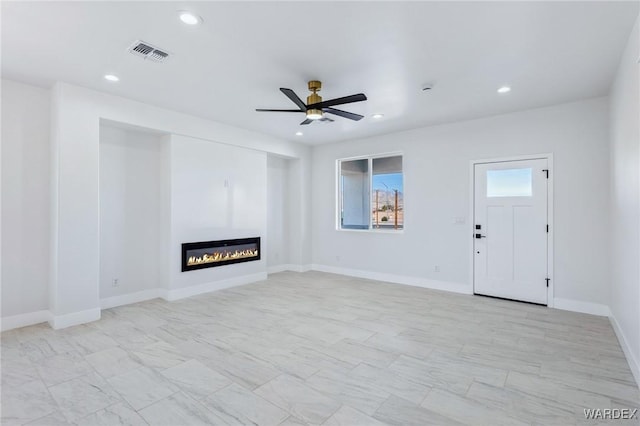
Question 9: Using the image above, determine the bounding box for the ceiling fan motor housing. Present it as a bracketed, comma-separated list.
[306, 80, 323, 119]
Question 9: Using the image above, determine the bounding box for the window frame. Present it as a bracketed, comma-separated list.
[336, 152, 404, 233]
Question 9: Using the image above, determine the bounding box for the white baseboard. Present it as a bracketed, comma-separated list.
[299, 264, 312, 272]
[267, 264, 295, 274]
[161, 272, 268, 302]
[49, 307, 101, 330]
[1, 273, 267, 331]
[1, 310, 51, 332]
[553, 297, 610, 317]
[268, 264, 312, 274]
[101, 289, 163, 310]
[609, 313, 640, 388]
[310, 264, 472, 295]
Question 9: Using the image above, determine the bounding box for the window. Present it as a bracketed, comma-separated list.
[338, 154, 403, 230]
[486, 168, 532, 197]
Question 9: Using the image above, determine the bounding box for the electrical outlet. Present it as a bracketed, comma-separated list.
[434, 265, 440, 272]
[112, 278, 119, 287]
[336, 255, 341, 262]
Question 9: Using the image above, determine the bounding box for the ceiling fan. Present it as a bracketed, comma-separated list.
[256, 80, 367, 125]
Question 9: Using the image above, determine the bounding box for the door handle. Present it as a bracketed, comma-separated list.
[475, 233, 486, 239]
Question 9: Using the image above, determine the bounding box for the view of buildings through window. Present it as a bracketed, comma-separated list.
[339, 155, 403, 230]
[372, 171, 403, 229]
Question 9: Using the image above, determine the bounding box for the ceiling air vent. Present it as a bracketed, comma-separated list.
[128, 40, 170, 63]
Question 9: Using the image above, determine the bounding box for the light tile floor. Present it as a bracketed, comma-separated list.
[1, 271, 638, 425]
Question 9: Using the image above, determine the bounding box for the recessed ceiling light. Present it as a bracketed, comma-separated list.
[295, 131, 303, 136]
[372, 113, 384, 119]
[497, 86, 511, 94]
[104, 74, 119, 82]
[179, 11, 202, 25]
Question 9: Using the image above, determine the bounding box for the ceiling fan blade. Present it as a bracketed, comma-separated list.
[320, 116, 334, 122]
[300, 118, 313, 125]
[323, 107, 364, 121]
[280, 88, 307, 111]
[307, 93, 367, 109]
[256, 109, 304, 112]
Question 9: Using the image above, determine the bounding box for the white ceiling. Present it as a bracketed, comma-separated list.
[2, 1, 638, 145]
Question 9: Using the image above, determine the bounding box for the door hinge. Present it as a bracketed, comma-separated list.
[545, 278, 550, 287]
[542, 169, 549, 179]
[546, 224, 549, 233]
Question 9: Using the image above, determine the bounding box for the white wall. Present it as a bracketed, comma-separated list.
[0, 80, 310, 329]
[312, 97, 611, 307]
[267, 155, 291, 269]
[165, 134, 267, 295]
[288, 157, 313, 269]
[1, 80, 50, 319]
[99, 125, 163, 300]
[46, 82, 310, 328]
[609, 16, 640, 384]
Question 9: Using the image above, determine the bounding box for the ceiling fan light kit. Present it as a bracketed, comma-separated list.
[306, 80, 323, 120]
[256, 80, 367, 126]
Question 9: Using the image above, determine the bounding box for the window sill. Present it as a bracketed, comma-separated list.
[337, 228, 404, 234]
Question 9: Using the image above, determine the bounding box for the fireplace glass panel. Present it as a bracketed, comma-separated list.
[182, 237, 260, 271]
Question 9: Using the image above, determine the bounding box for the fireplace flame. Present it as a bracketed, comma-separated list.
[187, 248, 259, 266]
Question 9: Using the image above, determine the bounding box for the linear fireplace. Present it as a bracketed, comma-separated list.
[181, 237, 261, 272]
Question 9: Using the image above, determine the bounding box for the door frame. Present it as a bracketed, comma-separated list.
[469, 153, 554, 307]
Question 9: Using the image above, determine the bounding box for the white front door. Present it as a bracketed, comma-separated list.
[474, 159, 548, 305]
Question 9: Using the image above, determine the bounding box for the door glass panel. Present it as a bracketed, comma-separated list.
[486, 168, 532, 197]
